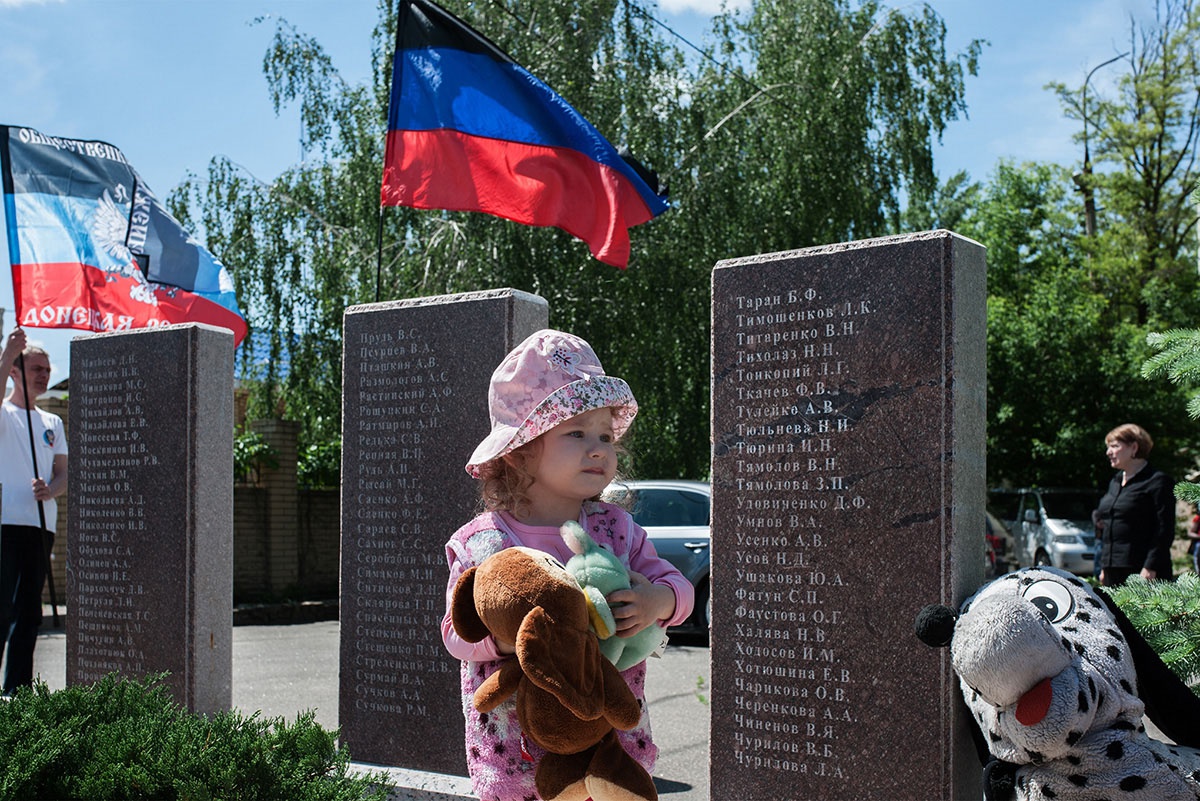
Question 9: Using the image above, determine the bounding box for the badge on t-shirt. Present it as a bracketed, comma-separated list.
[42, 430, 55, 447]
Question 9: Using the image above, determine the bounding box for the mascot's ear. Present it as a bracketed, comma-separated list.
[914, 604, 957, 648]
[1098, 586, 1200, 749]
[451, 567, 491, 643]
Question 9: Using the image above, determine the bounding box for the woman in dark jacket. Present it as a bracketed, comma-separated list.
[1094, 423, 1176, 586]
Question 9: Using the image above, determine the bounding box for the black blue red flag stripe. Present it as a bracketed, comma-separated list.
[0, 125, 247, 345]
[382, 0, 669, 269]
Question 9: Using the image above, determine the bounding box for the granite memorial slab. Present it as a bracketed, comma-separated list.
[67, 324, 234, 716]
[339, 288, 547, 772]
[709, 231, 986, 800]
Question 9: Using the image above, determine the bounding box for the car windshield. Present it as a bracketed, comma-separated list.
[627, 488, 710, 528]
[1041, 493, 1097, 522]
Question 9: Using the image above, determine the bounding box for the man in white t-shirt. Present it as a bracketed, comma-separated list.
[0, 327, 67, 693]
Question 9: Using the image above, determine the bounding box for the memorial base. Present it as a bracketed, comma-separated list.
[353, 764, 476, 801]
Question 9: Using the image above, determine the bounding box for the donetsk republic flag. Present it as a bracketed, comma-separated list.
[382, 0, 669, 269]
[0, 125, 247, 345]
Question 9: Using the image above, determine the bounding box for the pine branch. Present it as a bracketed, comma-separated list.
[1144, 331, 1200, 510]
[1107, 575, 1200, 687]
[1143, 329, 1200, 387]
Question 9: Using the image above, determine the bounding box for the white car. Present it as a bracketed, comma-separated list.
[602, 479, 711, 631]
[989, 488, 1099, 576]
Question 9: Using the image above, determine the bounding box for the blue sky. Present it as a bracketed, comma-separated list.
[0, 0, 1149, 379]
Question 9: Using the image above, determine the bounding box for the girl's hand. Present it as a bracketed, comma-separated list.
[607, 571, 675, 637]
[494, 637, 516, 656]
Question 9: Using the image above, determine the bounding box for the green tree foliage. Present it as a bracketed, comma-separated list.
[961, 160, 1196, 489]
[172, 0, 979, 480]
[964, 0, 1200, 490]
[682, 0, 980, 250]
[1045, 0, 1200, 338]
[170, 12, 396, 453]
[1066, 0, 1200, 329]
[416, 0, 714, 479]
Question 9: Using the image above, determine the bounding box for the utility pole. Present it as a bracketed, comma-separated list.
[1074, 53, 1128, 236]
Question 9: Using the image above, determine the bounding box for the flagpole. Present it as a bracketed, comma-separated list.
[0, 133, 64, 623]
[14, 347, 60, 629]
[377, 0, 412, 304]
[375, 205, 383, 303]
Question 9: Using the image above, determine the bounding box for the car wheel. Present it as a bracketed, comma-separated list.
[1034, 550, 1052, 567]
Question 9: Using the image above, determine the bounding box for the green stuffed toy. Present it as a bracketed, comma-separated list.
[561, 520, 668, 671]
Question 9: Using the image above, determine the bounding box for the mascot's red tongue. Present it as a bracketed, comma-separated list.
[1016, 677, 1053, 726]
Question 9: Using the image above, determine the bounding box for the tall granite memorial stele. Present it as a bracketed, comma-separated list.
[339, 288, 548, 771]
[67, 324, 234, 716]
[710, 231, 986, 800]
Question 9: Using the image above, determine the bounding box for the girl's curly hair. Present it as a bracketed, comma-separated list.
[475, 413, 633, 517]
[477, 441, 539, 519]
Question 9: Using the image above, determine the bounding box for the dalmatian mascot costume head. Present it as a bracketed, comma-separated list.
[916, 566, 1200, 801]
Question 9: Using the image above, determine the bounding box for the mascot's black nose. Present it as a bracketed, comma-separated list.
[915, 604, 958, 647]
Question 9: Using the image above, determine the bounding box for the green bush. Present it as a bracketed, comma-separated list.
[298, 439, 341, 491]
[234, 430, 279, 486]
[0, 674, 390, 801]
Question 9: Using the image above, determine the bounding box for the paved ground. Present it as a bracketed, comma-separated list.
[29, 615, 711, 801]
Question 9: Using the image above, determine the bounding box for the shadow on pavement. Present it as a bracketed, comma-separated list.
[667, 629, 709, 648]
[654, 777, 695, 795]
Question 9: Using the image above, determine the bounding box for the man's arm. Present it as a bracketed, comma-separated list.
[33, 454, 67, 502]
[0, 328, 25, 402]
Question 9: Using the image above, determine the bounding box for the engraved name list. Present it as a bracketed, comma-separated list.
[721, 287, 876, 784]
[72, 352, 157, 682]
[345, 327, 455, 721]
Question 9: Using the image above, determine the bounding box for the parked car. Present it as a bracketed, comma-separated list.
[602, 479, 710, 631]
[985, 511, 1013, 577]
[989, 488, 1099, 576]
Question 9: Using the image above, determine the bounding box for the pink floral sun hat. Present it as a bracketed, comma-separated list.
[465, 329, 637, 477]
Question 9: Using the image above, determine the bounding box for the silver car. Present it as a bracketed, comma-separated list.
[602, 479, 711, 630]
[989, 488, 1099, 576]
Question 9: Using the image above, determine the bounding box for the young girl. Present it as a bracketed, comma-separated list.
[441, 329, 694, 801]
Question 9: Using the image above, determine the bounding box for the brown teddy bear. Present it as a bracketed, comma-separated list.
[451, 545, 658, 801]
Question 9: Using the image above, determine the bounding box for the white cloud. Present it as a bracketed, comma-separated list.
[0, 0, 63, 7]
